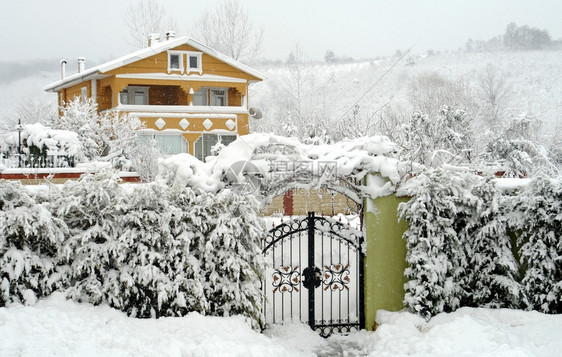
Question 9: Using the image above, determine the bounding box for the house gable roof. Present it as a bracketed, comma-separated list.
[44, 36, 266, 92]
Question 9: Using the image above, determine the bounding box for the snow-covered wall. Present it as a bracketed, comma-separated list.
[157, 133, 410, 203]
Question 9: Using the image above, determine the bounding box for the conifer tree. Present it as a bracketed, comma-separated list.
[467, 179, 522, 308]
[53, 171, 124, 304]
[398, 169, 474, 319]
[198, 189, 266, 328]
[0, 181, 67, 306]
[516, 176, 562, 313]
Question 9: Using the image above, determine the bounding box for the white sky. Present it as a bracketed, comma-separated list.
[1, 0, 562, 64]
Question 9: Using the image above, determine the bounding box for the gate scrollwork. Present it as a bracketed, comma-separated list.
[322, 264, 351, 291]
[272, 265, 300, 293]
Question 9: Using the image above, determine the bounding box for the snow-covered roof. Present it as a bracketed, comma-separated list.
[44, 36, 266, 92]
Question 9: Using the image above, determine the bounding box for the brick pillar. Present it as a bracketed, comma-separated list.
[283, 190, 294, 216]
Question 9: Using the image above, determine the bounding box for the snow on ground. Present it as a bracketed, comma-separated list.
[0, 293, 309, 357]
[1, 294, 561, 357]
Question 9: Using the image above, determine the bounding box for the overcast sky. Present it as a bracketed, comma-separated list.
[1, 0, 562, 65]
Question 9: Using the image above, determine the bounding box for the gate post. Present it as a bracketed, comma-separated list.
[363, 192, 409, 330]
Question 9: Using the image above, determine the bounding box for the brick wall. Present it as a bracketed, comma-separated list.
[261, 188, 359, 216]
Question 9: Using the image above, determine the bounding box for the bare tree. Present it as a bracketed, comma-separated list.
[477, 64, 511, 126]
[123, 0, 178, 49]
[283, 46, 311, 124]
[408, 72, 474, 118]
[191, 0, 263, 65]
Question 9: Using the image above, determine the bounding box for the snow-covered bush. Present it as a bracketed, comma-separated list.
[125, 135, 161, 181]
[399, 168, 560, 318]
[50, 98, 105, 161]
[465, 179, 522, 309]
[47, 98, 149, 172]
[30, 171, 265, 326]
[513, 176, 562, 313]
[398, 169, 476, 319]
[197, 189, 265, 327]
[52, 172, 124, 305]
[114, 183, 207, 318]
[400, 106, 475, 167]
[1, 123, 82, 167]
[0, 181, 68, 306]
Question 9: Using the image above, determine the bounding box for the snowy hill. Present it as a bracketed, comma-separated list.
[1, 50, 561, 137]
[251, 50, 562, 138]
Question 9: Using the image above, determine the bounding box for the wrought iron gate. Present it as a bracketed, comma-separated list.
[262, 212, 364, 337]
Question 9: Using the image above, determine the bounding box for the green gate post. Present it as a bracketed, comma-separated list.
[363, 187, 410, 331]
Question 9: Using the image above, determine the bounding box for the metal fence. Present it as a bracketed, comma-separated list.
[0, 152, 75, 169]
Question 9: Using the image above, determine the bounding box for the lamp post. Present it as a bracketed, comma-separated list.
[16, 119, 23, 168]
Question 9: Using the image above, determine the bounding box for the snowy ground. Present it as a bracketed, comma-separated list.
[1, 293, 561, 357]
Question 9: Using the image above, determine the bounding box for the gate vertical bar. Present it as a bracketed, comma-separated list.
[359, 206, 365, 330]
[307, 211, 315, 331]
[359, 235, 365, 330]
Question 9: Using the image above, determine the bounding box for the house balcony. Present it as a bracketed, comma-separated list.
[97, 81, 249, 114]
[97, 83, 251, 135]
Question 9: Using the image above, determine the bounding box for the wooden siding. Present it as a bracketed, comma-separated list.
[64, 81, 90, 104]
[238, 113, 249, 135]
[228, 87, 242, 107]
[136, 116, 239, 133]
[103, 44, 260, 82]
[97, 85, 112, 112]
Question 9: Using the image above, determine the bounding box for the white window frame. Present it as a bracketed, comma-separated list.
[119, 86, 149, 105]
[139, 132, 188, 155]
[210, 88, 227, 106]
[192, 87, 228, 107]
[167, 51, 184, 73]
[186, 51, 202, 74]
[81, 86, 88, 103]
[194, 133, 237, 161]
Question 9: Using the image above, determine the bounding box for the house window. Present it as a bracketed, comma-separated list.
[194, 134, 236, 161]
[167, 51, 201, 74]
[168, 52, 183, 73]
[139, 133, 187, 155]
[192, 87, 227, 106]
[193, 88, 207, 106]
[187, 52, 202, 73]
[119, 86, 149, 105]
[210, 89, 227, 106]
[170, 54, 180, 69]
[189, 55, 198, 69]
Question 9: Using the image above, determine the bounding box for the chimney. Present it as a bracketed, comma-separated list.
[77, 57, 85, 73]
[148, 33, 161, 47]
[60, 59, 67, 80]
[165, 31, 175, 41]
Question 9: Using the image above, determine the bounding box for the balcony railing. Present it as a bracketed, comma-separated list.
[106, 104, 249, 115]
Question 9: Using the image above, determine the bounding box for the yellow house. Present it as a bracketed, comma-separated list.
[44, 33, 265, 160]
